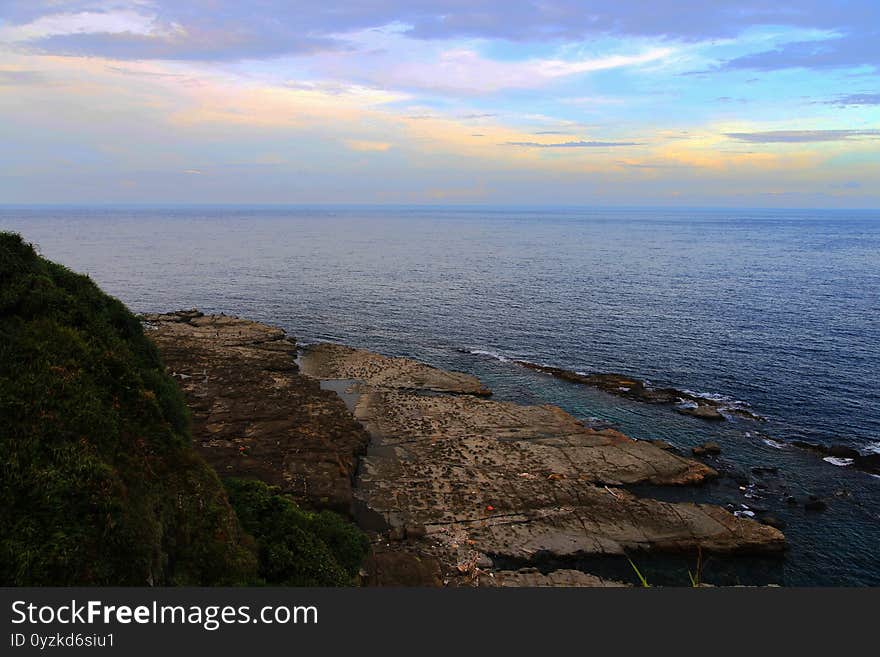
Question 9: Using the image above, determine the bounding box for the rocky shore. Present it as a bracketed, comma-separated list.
[146, 312, 785, 586]
[514, 362, 763, 421]
[302, 343, 784, 586]
[142, 310, 370, 514]
[789, 441, 880, 476]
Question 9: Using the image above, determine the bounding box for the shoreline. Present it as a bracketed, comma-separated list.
[146, 311, 786, 587]
[467, 351, 880, 477]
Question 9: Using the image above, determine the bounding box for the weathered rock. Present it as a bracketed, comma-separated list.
[677, 405, 725, 421]
[826, 445, 860, 459]
[515, 362, 763, 421]
[649, 439, 677, 451]
[299, 348, 784, 584]
[790, 441, 880, 475]
[405, 525, 427, 540]
[148, 315, 786, 586]
[300, 342, 492, 396]
[143, 311, 370, 514]
[480, 568, 628, 588]
[692, 442, 722, 457]
[140, 308, 204, 323]
[353, 389, 717, 487]
[759, 513, 786, 530]
[361, 549, 443, 587]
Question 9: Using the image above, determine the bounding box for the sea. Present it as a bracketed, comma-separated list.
[2, 205, 878, 586]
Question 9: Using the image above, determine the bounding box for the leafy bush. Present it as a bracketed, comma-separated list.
[224, 478, 369, 586]
[0, 232, 258, 585]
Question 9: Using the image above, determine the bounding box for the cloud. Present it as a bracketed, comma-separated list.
[0, 69, 48, 85]
[325, 45, 674, 93]
[0, 9, 161, 42]
[344, 139, 392, 152]
[400, 1, 879, 45]
[719, 32, 879, 71]
[0, 5, 342, 60]
[725, 129, 880, 143]
[3, 1, 875, 67]
[617, 160, 693, 169]
[506, 140, 641, 148]
[823, 92, 880, 106]
[19, 28, 338, 61]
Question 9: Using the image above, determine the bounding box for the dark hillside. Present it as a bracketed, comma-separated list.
[0, 232, 257, 585]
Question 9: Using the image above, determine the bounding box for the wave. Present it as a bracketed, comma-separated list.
[680, 388, 761, 417]
[467, 348, 511, 363]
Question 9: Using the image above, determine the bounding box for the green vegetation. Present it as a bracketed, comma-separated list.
[627, 557, 651, 588]
[224, 478, 368, 586]
[626, 551, 707, 588]
[0, 232, 367, 586]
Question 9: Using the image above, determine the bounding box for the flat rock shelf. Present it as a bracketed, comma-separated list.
[142, 310, 370, 515]
[146, 312, 785, 587]
[300, 342, 785, 586]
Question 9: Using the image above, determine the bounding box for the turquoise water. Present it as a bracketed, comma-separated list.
[2, 205, 879, 585]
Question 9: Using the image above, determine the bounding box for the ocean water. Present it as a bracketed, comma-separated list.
[2, 205, 879, 585]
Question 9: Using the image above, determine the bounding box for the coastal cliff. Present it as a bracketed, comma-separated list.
[0, 235, 255, 585]
[0, 234, 366, 586]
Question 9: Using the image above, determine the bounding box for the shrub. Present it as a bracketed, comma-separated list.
[0, 232, 258, 585]
[224, 478, 369, 586]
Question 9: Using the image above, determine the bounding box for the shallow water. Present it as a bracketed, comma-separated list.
[3, 204, 879, 585]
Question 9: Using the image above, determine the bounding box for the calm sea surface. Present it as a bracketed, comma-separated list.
[2, 205, 879, 585]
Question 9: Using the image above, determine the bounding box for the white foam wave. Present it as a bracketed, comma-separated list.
[863, 442, 880, 455]
[469, 349, 510, 363]
[823, 456, 854, 467]
[681, 388, 752, 408]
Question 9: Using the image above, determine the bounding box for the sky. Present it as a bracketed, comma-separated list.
[0, 1, 878, 207]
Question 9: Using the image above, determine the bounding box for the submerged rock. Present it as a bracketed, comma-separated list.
[692, 442, 722, 457]
[790, 441, 880, 476]
[678, 405, 725, 421]
[759, 513, 787, 530]
[513, 362, 762, 421]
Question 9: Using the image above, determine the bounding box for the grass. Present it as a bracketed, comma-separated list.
[627, 548, 706, 588]
[627, 557, 651, 588]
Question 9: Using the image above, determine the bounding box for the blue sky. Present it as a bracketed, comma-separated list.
[0, 1, 878, 206]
